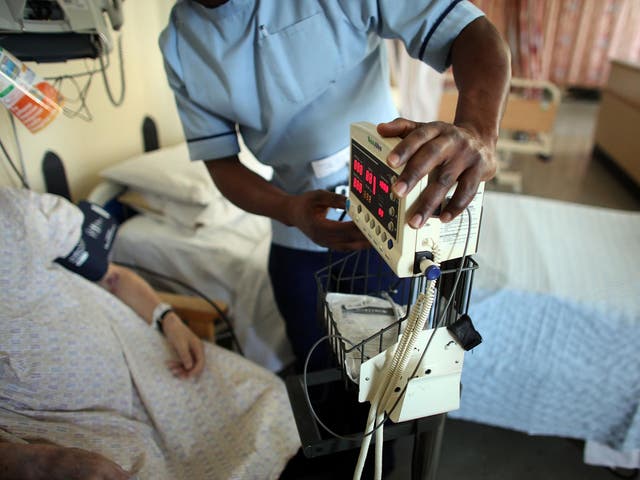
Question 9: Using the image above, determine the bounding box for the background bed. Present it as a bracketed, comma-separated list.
[451, 191, 640, 469]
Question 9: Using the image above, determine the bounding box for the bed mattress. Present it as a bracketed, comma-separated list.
[449, 192, 640, 463]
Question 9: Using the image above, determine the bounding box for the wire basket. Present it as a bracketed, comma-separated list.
[315, 249, 478, 387]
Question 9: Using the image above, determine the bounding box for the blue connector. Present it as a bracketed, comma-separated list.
[425, 264, 441, 280]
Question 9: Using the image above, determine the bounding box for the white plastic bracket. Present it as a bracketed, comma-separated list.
[358, 327, 464, 423]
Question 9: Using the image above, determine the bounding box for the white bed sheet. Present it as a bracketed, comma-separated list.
[111, 211, 294, 373]
[450, 191, 640, 468]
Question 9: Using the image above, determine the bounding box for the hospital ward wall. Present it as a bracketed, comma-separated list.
[0, 1, 184, 201]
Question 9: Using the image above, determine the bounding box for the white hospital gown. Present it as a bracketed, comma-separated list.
[0, 187, 300, 479]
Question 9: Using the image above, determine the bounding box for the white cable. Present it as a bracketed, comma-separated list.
[353, 297, 424, 479]
[99, 35, 126, 107]
[352, 240, 442, 480]
[374, 410, 384, 479]
[374, 284, 435, 480]
[353, 281, 438, 479]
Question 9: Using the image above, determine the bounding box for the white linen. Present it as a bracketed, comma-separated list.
[118, 188, 247, 230]
[0, 187, 300, 479]
[585, 441, 640, 470]
[450, 191, 640, 468]
[101, 143, 218, 206]
[112, 207, 294, 373]
[473, 192, 640, 314]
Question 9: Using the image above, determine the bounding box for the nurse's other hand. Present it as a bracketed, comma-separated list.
[27, 444, 132, 480]
[286, 190, 369, 251]
[377, 118, 497, 228]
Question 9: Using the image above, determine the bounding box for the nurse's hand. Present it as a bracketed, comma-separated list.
[286, 190, 370, 251]
[5, 443, 133, 480]
[163, 312, 205, 379]
[377, 118, 497, 228]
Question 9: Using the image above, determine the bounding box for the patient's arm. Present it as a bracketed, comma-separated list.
[0, 442, 131, 480]
[99, 263, 205, 379]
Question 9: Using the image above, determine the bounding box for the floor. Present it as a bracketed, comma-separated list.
[386, 97, 639, 480]
[491, 97, 639, 211]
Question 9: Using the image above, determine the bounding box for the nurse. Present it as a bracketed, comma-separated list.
[159, 0, 510, 369]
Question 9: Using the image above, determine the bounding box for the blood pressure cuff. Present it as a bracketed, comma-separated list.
[55, 201, 118, 282]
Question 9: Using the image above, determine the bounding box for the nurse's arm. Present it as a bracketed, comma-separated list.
[378, 16, 511, 227]
[206, 156, 369, 251]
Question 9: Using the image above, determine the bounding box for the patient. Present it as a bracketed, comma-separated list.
[0, 187, 300, 479]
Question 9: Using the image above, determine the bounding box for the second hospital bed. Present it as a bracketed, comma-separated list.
[452, 191, 640, 469]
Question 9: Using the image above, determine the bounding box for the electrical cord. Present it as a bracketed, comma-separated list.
[393, 208, 472, 412]
[302, 334, 399, 442]
[373, 208, 472, 422]
[113, 262, 243, 356]
[55, 73, 94, 121]
[301, 207, 474, 479]
[435, 207, 473, 328]
[357, 286, 437, 480]
[305, 207, 474, 479]
[99, 34, 126, 107]
[0, 136, 29, 189]
[359, 208, 472, 480]
[45, 52, 113, 121]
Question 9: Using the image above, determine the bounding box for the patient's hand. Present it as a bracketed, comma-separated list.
[0, 443, 132, 480]
[163, 312, 205, 379]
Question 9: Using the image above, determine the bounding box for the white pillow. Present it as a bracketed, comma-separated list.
[101, 143, 219, 206]
[118, 188, 246, 230]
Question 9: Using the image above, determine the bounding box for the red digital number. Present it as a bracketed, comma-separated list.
[353, 159, 363, 176]
[352, 177, 363, 194]
[365, 170, 374, 185]
[378, 207, 384, 219]
[379, 180, 389, 194]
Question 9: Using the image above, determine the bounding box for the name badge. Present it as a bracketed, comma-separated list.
[311, 146, 349, 179]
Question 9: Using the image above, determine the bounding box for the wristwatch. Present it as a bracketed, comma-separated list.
[152, 302, 174, 334]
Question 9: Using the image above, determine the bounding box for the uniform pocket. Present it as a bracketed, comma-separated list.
[258, 12, 342, 104]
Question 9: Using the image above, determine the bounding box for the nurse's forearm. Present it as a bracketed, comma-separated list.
[205, 156, 293, 226]
[450, 16, 511, 144]
[206, 156, 369, 250]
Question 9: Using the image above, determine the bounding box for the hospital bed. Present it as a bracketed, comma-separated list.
[90, 142, 294, 373]
[90, 135, 639, 467]
[451, 191, 640, 469]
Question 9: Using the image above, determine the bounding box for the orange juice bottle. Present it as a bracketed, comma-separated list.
[0, 46, 64, 133]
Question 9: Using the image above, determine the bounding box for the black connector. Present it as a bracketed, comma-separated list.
[447, 314, 482, 351]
